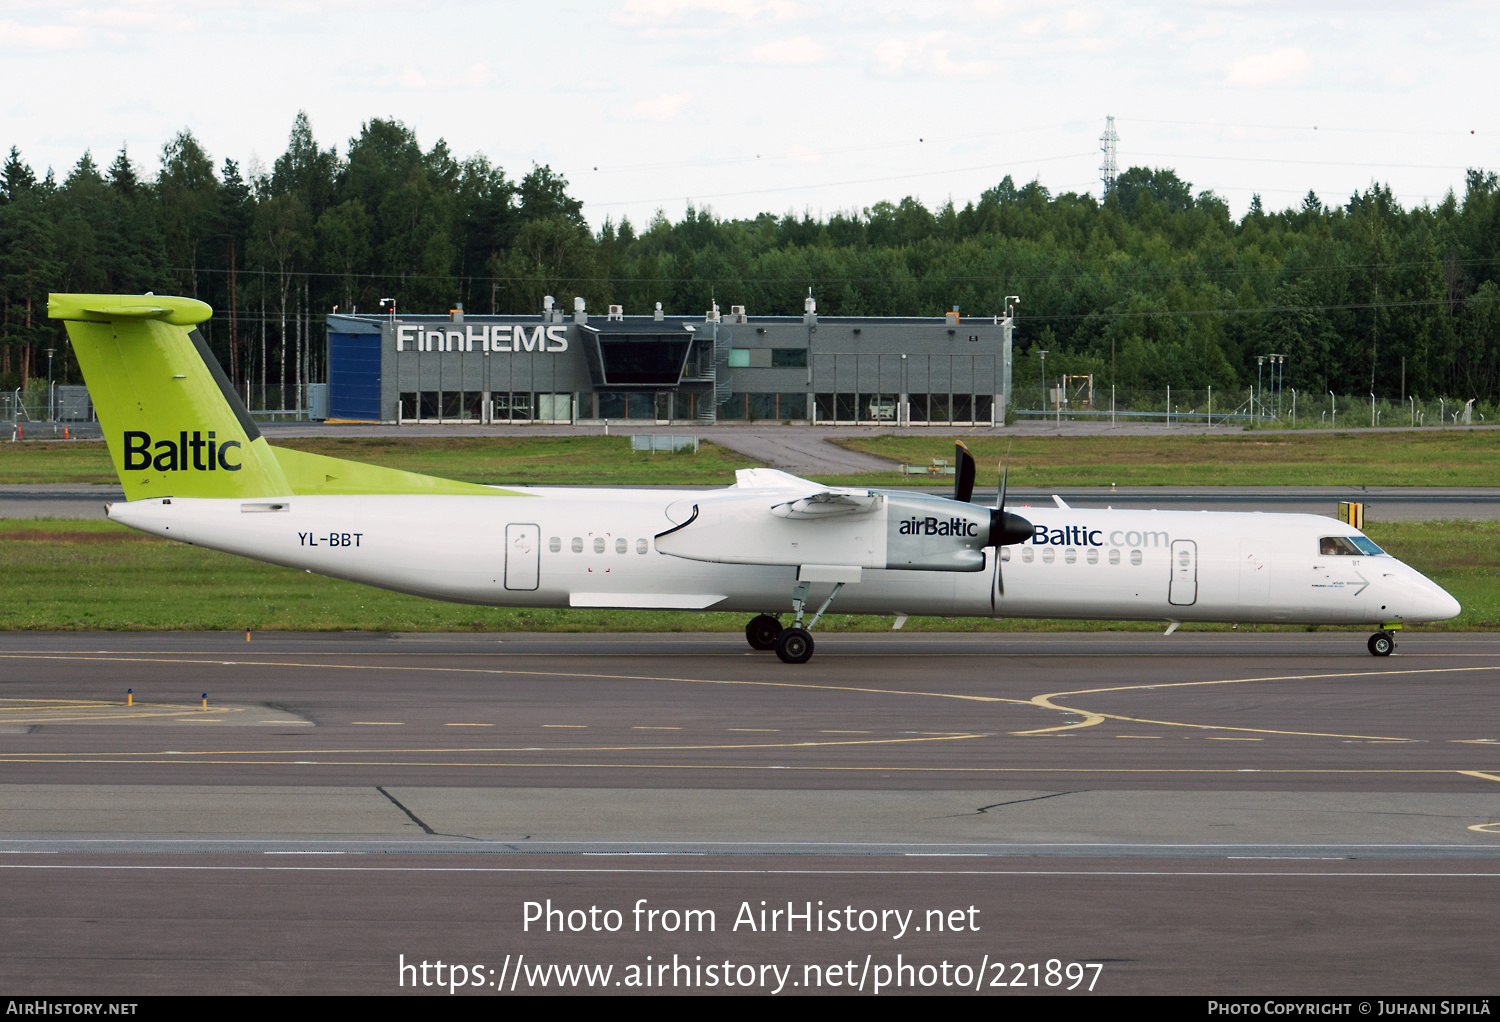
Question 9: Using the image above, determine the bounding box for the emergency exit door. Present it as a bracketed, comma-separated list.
[505, 523, 540, 590]
[1169, 539, 1198, 606]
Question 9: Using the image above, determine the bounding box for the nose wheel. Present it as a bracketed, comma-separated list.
[1368, 631, 1396, 656]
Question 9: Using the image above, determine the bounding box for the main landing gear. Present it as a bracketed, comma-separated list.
[745, 614, 782, 651]
[1367, 631, 1396, 657]
[745, 579, 849, 664]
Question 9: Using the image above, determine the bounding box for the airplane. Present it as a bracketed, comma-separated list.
[49, 292, 1461, 663]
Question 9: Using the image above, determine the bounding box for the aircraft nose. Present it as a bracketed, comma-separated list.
[1430, 587, 1462, 621]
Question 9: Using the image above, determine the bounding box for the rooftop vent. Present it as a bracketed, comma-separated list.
[729, 305, 747, 323]
[654, 301, 664, 322]
[608, 304, 624, 321]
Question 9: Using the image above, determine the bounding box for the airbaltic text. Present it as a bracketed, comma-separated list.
[1030, 523, 1169, 548]
[123, 430, 241, 472]
[897, 517, 981, 537]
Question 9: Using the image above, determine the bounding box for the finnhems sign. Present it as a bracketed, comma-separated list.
[396, 324, 568, 353]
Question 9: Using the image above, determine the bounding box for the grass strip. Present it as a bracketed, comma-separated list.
[0, 436, 757, 487]
[830, 430, 1500, 487]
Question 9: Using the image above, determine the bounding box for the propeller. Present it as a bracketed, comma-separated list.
[948, 441, 1032, 608]
[988, 447, 1034, 608]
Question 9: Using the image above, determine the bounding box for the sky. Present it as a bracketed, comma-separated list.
[2, 1, 1497, 227]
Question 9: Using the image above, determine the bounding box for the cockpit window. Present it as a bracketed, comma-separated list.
[1320, 535, 1384, 556]
[1319, 536, 1362, 556]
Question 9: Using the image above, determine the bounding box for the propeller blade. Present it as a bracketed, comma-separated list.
[996, 445, 1012, 511]
[953, 441, 976, 504]
[993, 548, 1003, 606]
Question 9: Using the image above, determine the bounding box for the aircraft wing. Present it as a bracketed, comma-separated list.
[733, 467, 823, 491]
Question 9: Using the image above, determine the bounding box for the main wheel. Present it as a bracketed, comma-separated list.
[1368, 632, 1395, 656]
[745, 614, 783, 651]
[774, 626, 815, 664]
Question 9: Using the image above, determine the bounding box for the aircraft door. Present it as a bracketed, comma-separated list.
[504, 523, 540, 590]
[1168, 539, 1198, 606]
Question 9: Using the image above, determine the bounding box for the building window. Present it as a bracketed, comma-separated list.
[495, 393, 533, 420]
[771, 349, 807, 367]
[728, 349, 751, 367]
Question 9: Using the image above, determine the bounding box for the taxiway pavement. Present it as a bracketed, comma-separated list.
[2, 631, 1497, 994]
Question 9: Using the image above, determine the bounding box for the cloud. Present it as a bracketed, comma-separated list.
[873, 33, 997, 79]
[618, 0, 802, 21]
[750, 34, 825, 64]
[1225, 46, 1311, 86]
[634, 91, 693, 120]
[0, 20, 84, 48]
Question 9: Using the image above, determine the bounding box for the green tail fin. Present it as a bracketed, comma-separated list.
[50, 293, 291, 500]
[50, 293, 532, 500]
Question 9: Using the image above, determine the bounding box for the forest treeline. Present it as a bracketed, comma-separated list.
[3, 111, 1499, 405]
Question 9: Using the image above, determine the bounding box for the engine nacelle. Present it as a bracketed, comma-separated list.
[654, 489, 1033, 573]
[882, 492, 994, 571]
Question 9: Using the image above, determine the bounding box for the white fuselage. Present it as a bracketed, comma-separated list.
[104, 486, 1461, 627]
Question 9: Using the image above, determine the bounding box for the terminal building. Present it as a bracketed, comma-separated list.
[324, 296, 1014, 425]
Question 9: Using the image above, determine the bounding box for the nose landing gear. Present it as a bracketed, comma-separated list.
[1367, 631, 1396, 656]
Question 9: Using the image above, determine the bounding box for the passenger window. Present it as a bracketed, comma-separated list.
[571, 537, 583, 553]
[1086, 548, 1099, 565]
[594, 537, 606, 554]
[999, 547, 1011, 562]
[616, 537, 627, 554]
[637, 538, 649, 554]
[1042, 548, 1055, 564]
[1320, 536, 1363, 556]
[548, 536, 561, 553]
[1022, 547, 1034, 563]
[1130, 550, 1143, 566]
[1064, 548, 1077, 564]
[1109, 549, 1121, 565]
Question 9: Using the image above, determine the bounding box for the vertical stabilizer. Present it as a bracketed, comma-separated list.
[48, 293, 291, 500]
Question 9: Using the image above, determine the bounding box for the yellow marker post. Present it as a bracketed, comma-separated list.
[201, 693, 207, 710]
[246, 628, 252, 642]
[126, 688, 132, 707]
